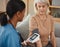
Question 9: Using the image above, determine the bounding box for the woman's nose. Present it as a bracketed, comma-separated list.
[39, 7, 43, 11]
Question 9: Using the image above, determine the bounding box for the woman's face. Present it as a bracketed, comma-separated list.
[36, 2, 48, 15]
[17, 9, 25, 21]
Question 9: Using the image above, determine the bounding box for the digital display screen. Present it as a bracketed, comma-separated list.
[30, 34, 38, 40]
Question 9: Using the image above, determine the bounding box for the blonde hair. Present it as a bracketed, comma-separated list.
[34, 0, 50, 14]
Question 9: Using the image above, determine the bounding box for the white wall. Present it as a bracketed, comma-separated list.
[29, 0, 34, 15]
[23, 0, 28, 15]
[23, 0, 34, 15]
[0, 0, 9, 12]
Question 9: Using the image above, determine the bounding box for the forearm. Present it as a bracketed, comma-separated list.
[51, 36, 56, 47]
[36, 39, 42, 47]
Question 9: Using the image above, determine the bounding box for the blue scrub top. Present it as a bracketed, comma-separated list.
[0, 24, 21, 47]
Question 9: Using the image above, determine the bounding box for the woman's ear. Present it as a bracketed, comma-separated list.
[16, 11, 21, 18]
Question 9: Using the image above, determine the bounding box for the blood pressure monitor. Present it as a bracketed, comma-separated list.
[28, 33, 40, 43]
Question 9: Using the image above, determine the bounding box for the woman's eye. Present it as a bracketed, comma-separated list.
[38, 6, 41, 8]
[42, 6, 45, 8]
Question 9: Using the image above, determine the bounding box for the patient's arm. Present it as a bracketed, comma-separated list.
[36, 39, 42, 47]
[50, 26, 56, 47]
[50, 17, 56, 47]
[29, 17, 42, 47]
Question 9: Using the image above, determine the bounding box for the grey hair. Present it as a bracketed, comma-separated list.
[34, 0, 50, 14]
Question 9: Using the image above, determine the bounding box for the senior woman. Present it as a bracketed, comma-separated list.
[29, 0, 56, 47]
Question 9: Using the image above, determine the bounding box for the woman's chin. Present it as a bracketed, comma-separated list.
[39, 13, 46, 15]
[18, 19, 23, 22]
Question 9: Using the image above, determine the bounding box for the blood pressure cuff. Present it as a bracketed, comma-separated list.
[32, 29, 39, 34]
[27, 28, 39, 47]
